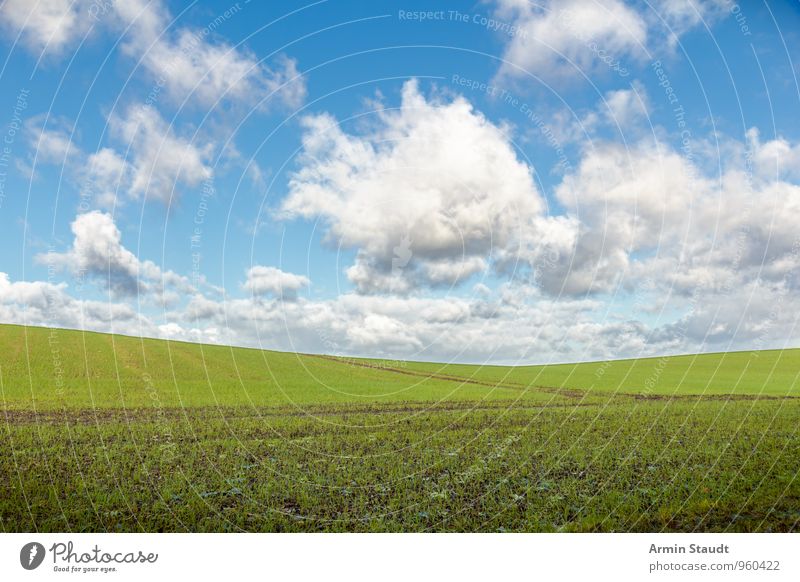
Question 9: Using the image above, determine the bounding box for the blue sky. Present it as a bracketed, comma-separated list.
[1, 0, 799, 364]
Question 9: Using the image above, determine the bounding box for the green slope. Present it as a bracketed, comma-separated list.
[0, 323, 797, 410]
[399, 349, 800, 397]
[2, 324, 799, 533]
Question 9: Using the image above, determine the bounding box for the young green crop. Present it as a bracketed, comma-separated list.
[1, 324, 798, 532]
[1, 324, 797, 410]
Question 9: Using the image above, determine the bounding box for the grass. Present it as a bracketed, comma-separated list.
[1, 323, 798, 532]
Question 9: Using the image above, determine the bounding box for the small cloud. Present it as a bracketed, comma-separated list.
[242, 266, 310, 300]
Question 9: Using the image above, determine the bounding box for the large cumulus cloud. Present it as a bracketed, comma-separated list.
[281, 80, 576, 294]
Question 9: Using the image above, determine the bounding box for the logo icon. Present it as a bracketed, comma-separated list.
[391, 234, 413, 276]
[20, 542, 46, 570]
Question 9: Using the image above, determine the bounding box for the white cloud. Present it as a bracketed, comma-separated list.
[0, 271, 152, 336]
[557, 141, 704, 249]
[166, 288, 622, 362]
[493, 0, 726, 83]
[421, 256, 489, 286]
[243, 266, 310, 300]
[0, 0, 94, 55]
[0, 272, 66, 309]
[24, 107, 212, 207]
[107, 104, 213, 203]
[114, 0, 305, 110]
[282, 80, 574, 293]
[2, 0, 306, 110]
[0, 269, 619, 363]
[746, 127, 800, 183]
[83, 148, 130, 208]
[530, 83, 651, 148]
[26, 118, 78, 164]
[544, 130, 800, 303]
[494, 0, 648, 82]
[38, 211, 192, 299]
[157, 279, 797, 363]
[602, 83, 650, 129]
[346, 313, 425, 352]
[652, 0, 727, 43]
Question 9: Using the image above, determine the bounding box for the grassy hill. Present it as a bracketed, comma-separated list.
[401, 349, 800, 396]
[1, 324, 797, 411]
[1, 323, 798, 533]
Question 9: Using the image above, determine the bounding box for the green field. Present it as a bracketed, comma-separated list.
[1, 324, 798, 532]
